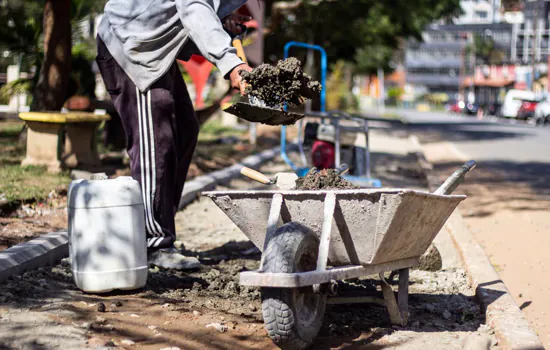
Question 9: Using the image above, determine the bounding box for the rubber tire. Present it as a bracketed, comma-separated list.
[261, 223, 326, 350]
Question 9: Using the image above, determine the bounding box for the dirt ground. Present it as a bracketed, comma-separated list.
[422, 141, 550, 348]
[0, 138, 498, 349]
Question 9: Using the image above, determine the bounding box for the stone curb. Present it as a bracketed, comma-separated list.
[414, 136, 544, 350]
[0, 144, 290, 282]
[178, 145, 294, 210]
[0, 230, 68, 283]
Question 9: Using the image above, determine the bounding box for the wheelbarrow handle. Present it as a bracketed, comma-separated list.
[434, 160, 476, 195]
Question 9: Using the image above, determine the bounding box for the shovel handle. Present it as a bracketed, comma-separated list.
[232, 26, 248, 65]
[240, 166, 273, 185]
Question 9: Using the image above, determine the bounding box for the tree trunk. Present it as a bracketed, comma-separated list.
[31, 0, 71, 111]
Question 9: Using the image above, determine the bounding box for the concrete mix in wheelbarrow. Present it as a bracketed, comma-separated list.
[295, 168, 359, 190]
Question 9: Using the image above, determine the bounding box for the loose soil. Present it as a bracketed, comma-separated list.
[240, 57, 321, 108]
[295, 167, 359, 190]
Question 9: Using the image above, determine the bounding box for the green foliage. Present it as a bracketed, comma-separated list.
[0, 79, 34, 102]
[470, 34, 505, 65]
[265, 0, 462, 74]
[326, 60, 358, 111]
[387, 86, 404, 105]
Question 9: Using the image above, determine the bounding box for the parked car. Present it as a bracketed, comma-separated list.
[516, 99, 539, 120]
[445, 100, 464, 113]
[464, 102, 480, 115]
[499, 89, 536, 118]
[534, 97, 550, 126]
[483, 102, 502, 116]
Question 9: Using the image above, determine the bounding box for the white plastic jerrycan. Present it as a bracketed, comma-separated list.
[68, 175, 147, 293]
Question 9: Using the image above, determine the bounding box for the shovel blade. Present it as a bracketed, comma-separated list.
[223, 102, 304, 126]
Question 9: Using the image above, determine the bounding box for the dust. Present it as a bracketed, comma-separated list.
[240, 57, 321, 108]
[295, 168, 359, 190]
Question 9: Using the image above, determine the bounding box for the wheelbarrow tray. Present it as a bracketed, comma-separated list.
[204, 188, 465, 274]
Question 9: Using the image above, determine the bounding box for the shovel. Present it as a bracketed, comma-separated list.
[225, 28, 305, 126]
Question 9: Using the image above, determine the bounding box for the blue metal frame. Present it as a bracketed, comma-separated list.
[281, 42, 327, 176]
[279, 41, 381, 187]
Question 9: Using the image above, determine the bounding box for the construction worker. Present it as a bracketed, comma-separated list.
[96, 0, 252, 269]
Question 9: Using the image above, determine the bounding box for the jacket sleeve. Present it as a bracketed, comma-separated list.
[175, 0, 244, 78]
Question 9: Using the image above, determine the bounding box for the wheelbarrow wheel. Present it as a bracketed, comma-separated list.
[261, 222, 326, 350]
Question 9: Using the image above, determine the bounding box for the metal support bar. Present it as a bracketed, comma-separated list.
[398, 268, 410, 323]
[316, 192, 336, 272]
[313, 192, 337, 293]
[334, 118, 341, 168]
[380, 272, 407, 326]
[240, 257, 419, 287]
[260, 193, 283, 270]
[364, 120, 372, 179]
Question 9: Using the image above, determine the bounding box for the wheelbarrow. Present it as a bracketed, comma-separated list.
[203, 160, 476, 349]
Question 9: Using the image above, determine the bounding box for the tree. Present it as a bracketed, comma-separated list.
[264, 0, 462, 75]
[31, 0, 72, 111]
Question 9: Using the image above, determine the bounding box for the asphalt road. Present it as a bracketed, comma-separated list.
[399, 109, 550, 163]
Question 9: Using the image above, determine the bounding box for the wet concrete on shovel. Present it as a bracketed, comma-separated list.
[240, 57, 321, 108]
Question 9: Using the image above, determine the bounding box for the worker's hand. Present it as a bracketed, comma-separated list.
[229, 64, 253, 95]
[223, 14, 252, 35]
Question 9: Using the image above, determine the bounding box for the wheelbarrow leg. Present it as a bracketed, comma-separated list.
[379, 268, 410, 326]
[398, 268, 410, 322]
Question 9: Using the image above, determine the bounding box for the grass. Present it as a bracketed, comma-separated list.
[198, 119, 245, 141]
[0, 120, 71, 203]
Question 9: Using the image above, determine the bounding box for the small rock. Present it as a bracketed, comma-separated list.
[104, 324, 115, 331]
[227, 322, 236, 329]
[193, 310, 201, 317]
[412, 321, 420, 328]
[95, 316, 106, 324]
[80, 322, 91, 329]
[443, 310, 452, 319]
[130, 314, 140, 318]
[120, 339, 135, 346]
[148, 325, 157, 331]
[219, 316, 225, 321]
[248, 303, 257, 312]
[518, 293, 523, 298]
[206, 322, 228, 333]
[88, 337, 108, 347]
[160, 348, 181, 350]
[162, 303, 171, 308]
[97, 302, 106, 312]
[425, 304, 435, 313]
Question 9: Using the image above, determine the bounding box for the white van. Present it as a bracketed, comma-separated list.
[500, 89, 536, 118]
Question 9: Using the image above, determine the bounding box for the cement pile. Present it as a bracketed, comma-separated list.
[295, 168, 359, 190]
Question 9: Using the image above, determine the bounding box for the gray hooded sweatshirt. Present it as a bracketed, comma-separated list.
[98, 0, 247, 92]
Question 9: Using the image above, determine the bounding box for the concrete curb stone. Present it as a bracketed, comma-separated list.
[414, 135, 544, 350]
[0, 144, 288, 283]
[0, 230, 68, 283]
